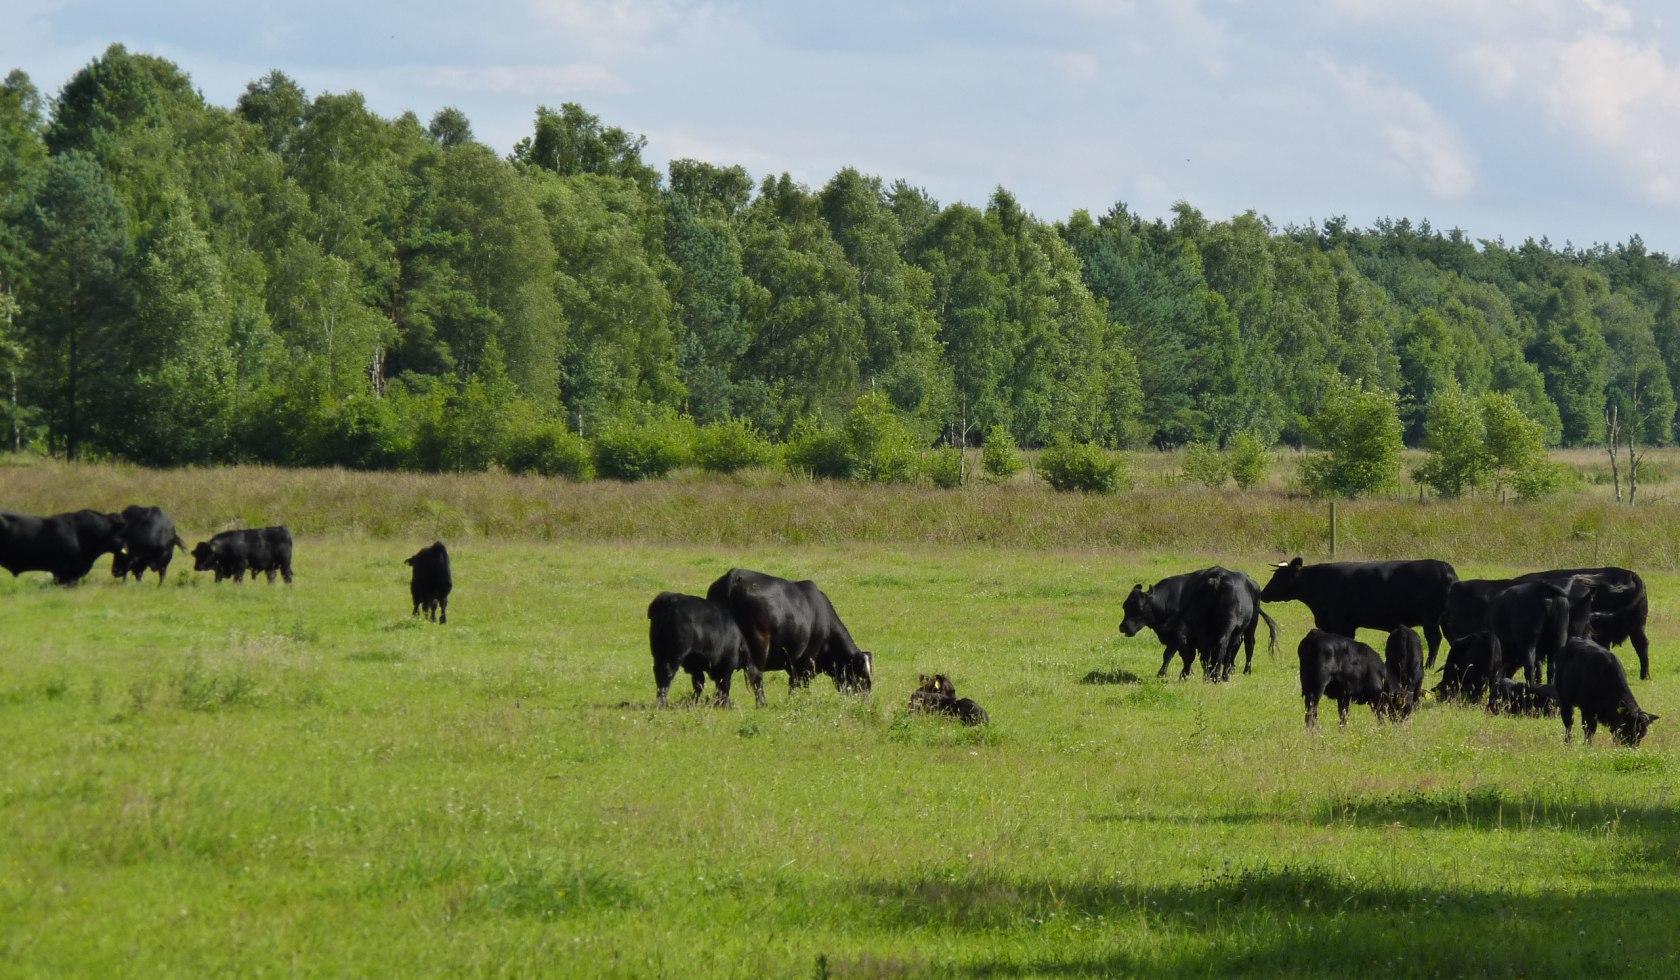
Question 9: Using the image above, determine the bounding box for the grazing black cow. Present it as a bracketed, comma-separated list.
[1489, 576, 1596, 686]
[1262, 557, 1458, 667]
[1381, 627, 1425, 720]
[706, 568, 874, 706]
[1488, 678, 1560, 718]
[1554, 638, 1658, 746]
[908, 673, 989, 726]
[1435, 631, 1504, 706]
[191, 526, 294, 583]
[647, 592, 746, 707]
[1121, 567, 1277, 681]
[111, 505, 185, 585]
[404, 541, 451, 623]
[1298, 628, 1390, 730]
[1515, 567, 1650, 680]
[0, 509, 126, 585]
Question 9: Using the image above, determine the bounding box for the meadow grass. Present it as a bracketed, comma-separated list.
[0, 463, 1678, 976]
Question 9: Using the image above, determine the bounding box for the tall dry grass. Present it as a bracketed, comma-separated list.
[5, 455, 1680, 569]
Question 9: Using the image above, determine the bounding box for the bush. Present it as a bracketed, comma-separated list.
[505, 421, 593, 479]
[923, 447, 965, 489]
[692, 418, 775, 474]
[1413, 385, 1488, 498]
[593, 418, 692, 481]
[1039, 442, 1126, 493]
[1181, 441, 1228, 489]
[1227, 431, 1271, 489]
[784, 418, 857, 480]
[1513, 460, 1570, 500]
[982, 423, 1023, 480]
[1300, 378, 1403, 499]
[844, 392, 919, 484]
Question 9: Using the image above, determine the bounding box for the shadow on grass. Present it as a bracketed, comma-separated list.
[852, 864, 1675, 976]
[1080, 667, 1144, 685]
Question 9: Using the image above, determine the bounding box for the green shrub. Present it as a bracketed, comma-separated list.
[844, 392, 919, 484]
[692, 418, 775, 474]
[1181, 441, 1228, 489]
[923, 447, 965, 489]
[1413, 386, 1488, 499]
[784, 418, 857, 480]
[1227, 431, 1272, 489]
[1040, 442, 1126, 493]
[1513, 460, 1570, 500]
[982, 423, 1024, 480]
[1300, 378, 1403, 499]
[593, 418, 692, 481]
[505, 421, 593, 479]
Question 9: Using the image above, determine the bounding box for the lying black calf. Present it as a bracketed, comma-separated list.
[908, 673, 989, 726]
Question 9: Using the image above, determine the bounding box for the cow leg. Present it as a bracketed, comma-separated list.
[1157, 646, 1174, 678]
[1338, 697, 1352, 728]
[1560, 702, 1575, 742]
[745, 664, 767, 707]
[1303, 693, 1320, 731]
[654, 659, 677, 708]
[689, 668, 706, 702]
[1422, 620, 1444, 668]
[1241, 627, 1256, 675]
[438, 598, 447, 625]
[1582, 714, 1597, 745]
[1176, 647, 1194, 681]
[713, 671, 734, 708]
[1631, 626, 1650, 680]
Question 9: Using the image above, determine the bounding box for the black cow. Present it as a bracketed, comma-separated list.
[1381, 626, 1425, 720]
[1516, 568, 1650, 680]
[1442, 577, 1522, 641]
[191, 526, 294, 583]
[1489, 576, 1596, 686]
[1121, 567, 1277, 681]
[111, 505, 185, 585]
[908, 673, 989, 726]
[0, 509, 126, 585]
[1262, 557, 1458, 667]
[404, 541, 451, 623]
[1489, 678, 1560, 718]
[1554, 638, 1658, 746]
[1298, 628, 1390, 729]
[647, 592, 746, 707]
[1435, 631, 1504, 706]
[706, 568, 874, 706]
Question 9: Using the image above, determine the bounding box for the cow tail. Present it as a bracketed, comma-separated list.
[171, 535, 186, 553]
[1259, 609, 1279, 658]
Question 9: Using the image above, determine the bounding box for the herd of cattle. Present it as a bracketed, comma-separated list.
[1125, 556, 1659, 746]
[2, 505, 1657, 746]
[0, 505, 453, 622]
[650, 556, 1659, 747]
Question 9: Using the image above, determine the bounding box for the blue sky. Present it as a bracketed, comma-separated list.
[6, 0, 1680, 252]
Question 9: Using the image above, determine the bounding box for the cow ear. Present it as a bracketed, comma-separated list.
[1289, 557, 1303, 569]
[1647, 713, 1661, 722]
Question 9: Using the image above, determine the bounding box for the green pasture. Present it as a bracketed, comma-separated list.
[1, 531, 1677, 977]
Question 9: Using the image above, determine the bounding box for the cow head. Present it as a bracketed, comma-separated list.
[110, 550, 132, 579]
[1259, 557, 1304, 603]
[1612, 705, 1658, 747]
[830, 650, 874, 694]
[915, 673, 956, 698]
[191, 541, 217, 572]
[1119, 584, 1161, 636]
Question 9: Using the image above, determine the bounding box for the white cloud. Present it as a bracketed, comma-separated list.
[1329, 64, 1476, 198]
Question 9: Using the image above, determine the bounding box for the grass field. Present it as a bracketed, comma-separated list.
[2, 462, 1678, 977]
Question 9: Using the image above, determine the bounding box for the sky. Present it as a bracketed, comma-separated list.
[4, 0, 1680, 253]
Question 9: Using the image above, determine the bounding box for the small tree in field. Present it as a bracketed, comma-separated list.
[1413, 385, 1487, 498]
[1227, 431, 1272, 489]
[1181, 441, 1228, 489]
[1482, 391, 1563, 499]
[982, 422, 1023, 480]
[1300, 377, 1403, 499]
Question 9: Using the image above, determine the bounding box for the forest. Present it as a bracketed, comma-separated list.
[2, 44, 1679, 472]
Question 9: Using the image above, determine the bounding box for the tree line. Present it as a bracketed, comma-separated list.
[2, 45, 1678, 473]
